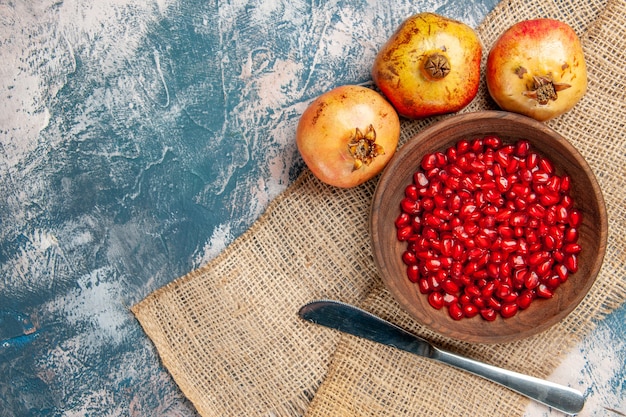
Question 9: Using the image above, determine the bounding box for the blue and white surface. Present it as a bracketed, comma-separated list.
[0, 1, 623, 415]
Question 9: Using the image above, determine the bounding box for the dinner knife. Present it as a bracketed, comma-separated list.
[298, 299, 585, 415]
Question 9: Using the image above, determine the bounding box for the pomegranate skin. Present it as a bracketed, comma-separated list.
[372, 13, 482, 119]
[486, 19, 587, 121]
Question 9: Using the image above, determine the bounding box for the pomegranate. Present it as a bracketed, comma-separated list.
[486, 19, 587, 121]
[395, 136, 581, 320]
[296, 85, 400, 188]
[372, 12, 482, 119]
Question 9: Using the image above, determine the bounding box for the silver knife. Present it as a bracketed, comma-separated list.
[298, 299, 585, 415]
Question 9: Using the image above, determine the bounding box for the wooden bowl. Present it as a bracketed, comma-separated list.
[370, 111, 607, 344]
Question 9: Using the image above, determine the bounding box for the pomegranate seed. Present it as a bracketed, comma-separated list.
[424, 213, 442, 227]
[564, 254, 579, 273]
[526, 152, 539, 170]
[414, 171, 429, 187]
[564, 227, 579, 243]
[440, 256, 453, 269]
[569, 209, 583, 227]
[487, 296, 502, 311]
[397, 225, 414, 241]
[510, 212, 529, 227]
[402, 251, 417, 265]
[428, 292, 444, 309]
[543, 234, 557, 251]
[446, 146, 458, 162]
[495, 283, 512, 299]
[470, 138, 484, 152]
[560, 175, 571, 192]
[475, 234, 492, 249]
[539, 157, 554, 174]
[442, 279, 460, 294]
[536, 284, 554, 298]
[549, 226, 564, 244]
[411, 216, 422, 231]
[554, 264, 569, 282]
[471, 159, 487, 172]
[472, 269, 488, 280]
[544, 275, 561, 289]
[480, 308, 498, 321]
[487, 262, 500, 278]
[424, 168, 438, 181]
[433, 207, 452, 220]
[405, 184, 418, 200]
[536, 259, 554, 278]
[528, 203, 546, 218]
[421, 153, 437, 171]
[561, 195, 573, 209]
[407, 265, 419, 282]
[451, 243, 464, 261]
[500, 238, 518, 252]
[510, 254, 526, 269]
[395, 212, 410, 228]
[473, 296, 487, 309]
[546, 176, 561, 193]
[553, 250, 565, 263]
[515, 140, 530, 157]
[526, 229, 539, 245]
[461, 175, 478, 192]
[564, 243, 582, 254]
[528, 251, 549, 267]
[543, 208, 557, 226]
[434, 152, 447, 168]
[495, 208, 514, 222]
[484, 188, 504, 205]
[488, 251, 503, 265]
[517, 291, 535, 309]
[401, 198, 421, 215]
[428, 275, 441, 290]
[443, 293, 458, 307]
[532, 170, 550, 184]
[520, 168, 533, 183]
[421, 198, 434, 212]
[463, 303, 479, 318]
[539, 193, 561, 206]
[425, 258, 443, 272]
[484, 135, 502, 149]
[465, 284, 481, 298]
[524, 271, 540, 289]
[506, 158, 519, 174]
[448, 303, 464, 320]
[418, 278, 430, 293]
[501, 303, 519, 318]
[459, 203, 478, 220]
[445, 176, 461, 190]
[459, 293, 472, 305]
[495, 149, 510, 167]
[456, 139, 470, 154]
[513, 198, 527, 211]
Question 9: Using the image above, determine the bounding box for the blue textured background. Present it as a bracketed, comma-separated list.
[0, 1, 623, 416]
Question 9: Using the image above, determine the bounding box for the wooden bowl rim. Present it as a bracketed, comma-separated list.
[370, 110, 608, 344]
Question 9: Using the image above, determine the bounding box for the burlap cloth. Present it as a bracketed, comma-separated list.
[131, 0, 626, 414]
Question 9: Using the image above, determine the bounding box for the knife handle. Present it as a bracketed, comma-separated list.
[433, 348, 585, 415]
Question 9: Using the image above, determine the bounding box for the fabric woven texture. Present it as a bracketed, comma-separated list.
[131, 0, 626, 415]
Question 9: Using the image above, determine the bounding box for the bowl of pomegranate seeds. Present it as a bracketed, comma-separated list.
[371, 111, 607, 343]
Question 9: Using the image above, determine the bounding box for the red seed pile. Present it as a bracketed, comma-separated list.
[395, 136, 582, 321]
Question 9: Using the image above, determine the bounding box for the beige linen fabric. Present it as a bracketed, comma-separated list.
[131, 0, 626, 415]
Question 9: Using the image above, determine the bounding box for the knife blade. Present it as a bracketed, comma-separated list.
[298, 299, 585, 415]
